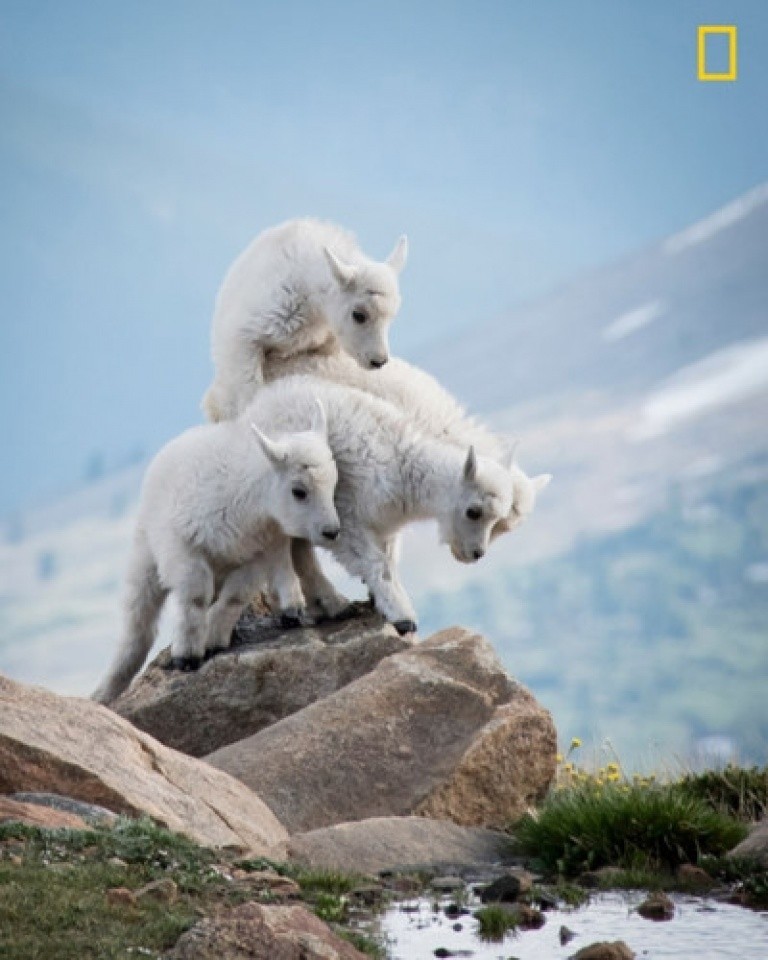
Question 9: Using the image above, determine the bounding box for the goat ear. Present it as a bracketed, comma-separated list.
[324, 246, 357, 288]
[250, 423, 286, 466]
[386, 234, 408, 274]
[504, 438, 520, 471]
[310, 398, 328, 438]
[463, 445, 478, 483]
[531, 473, 552, 494]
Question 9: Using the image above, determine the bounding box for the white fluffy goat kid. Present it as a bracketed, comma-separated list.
[264, 350, 552, 536]
[244, 376, 516, 635]
[92, 402, 339, 704]
[202, 218, 407, 422]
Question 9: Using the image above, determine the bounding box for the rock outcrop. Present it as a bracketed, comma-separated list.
[287, 815, 516, 875]
[207, 627, 557, 832]
[0, 796, 89, 831]
[113, 606, 411, 757]
[729, 817, 768, 866]
[167, 902, 367, 960]
[0, 674, 287, 854]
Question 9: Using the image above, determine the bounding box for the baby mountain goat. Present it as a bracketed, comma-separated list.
[246, 376, 516, 634]
[92, 403, 338, 704]
[264, 351, 552, 536]
[202, 218, 408, 422]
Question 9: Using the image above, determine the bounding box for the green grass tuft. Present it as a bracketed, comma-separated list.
[515, 782, 748, 875]
[473, 904, 518, 941]
[675, 765, 768, 822]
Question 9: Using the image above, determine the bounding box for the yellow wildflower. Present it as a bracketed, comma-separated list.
[570, 737, 582, 749]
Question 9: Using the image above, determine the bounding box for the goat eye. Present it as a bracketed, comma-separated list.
[352, 309, 368, 324]
[466, 507, 482, 521]
[292, 488, 307, 501]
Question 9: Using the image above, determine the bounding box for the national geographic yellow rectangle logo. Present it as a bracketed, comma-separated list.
[698, 25, 737, 81]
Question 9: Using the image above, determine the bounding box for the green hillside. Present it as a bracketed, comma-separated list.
[419, 459, 768, 769]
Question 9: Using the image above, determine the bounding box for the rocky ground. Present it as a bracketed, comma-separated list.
[1, 607, 766, 957]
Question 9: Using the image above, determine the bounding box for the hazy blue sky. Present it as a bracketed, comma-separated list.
[1, 0, 766, 513]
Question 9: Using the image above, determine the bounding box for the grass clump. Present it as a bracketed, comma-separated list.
[338, 929, 389, 958]
[516, 780, 747, 875]
[473, 904, 518, 941]
[0, 818, 216, 959]
[287, 867, 361, 897]
[675, 765, 768, 822]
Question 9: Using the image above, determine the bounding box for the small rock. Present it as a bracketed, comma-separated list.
[8, 854, 23, 866]
[108, 857, 127, 869]
[570, 942, 635, 960]
[444, 902, 469, 917]
[136, 878, 178, 904]
[637, 891, 674, 921]
[431, 875, 465, 892]
[479, 873, 523, 902]
[676, 864, 714, 889]
[453, 922, 463, 931]
[514, 904, 545, 929]
[106, 887, 138, 908]
[560, 925, 577, 945]
[350, 884, 383, 906]
[235, 869, 301, 899]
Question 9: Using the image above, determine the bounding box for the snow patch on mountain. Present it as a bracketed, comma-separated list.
[633, 338, 768, 439]
[602, 300, 665, 342]
[663, 182, 768, 256]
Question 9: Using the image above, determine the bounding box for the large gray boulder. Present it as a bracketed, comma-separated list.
[207, 627, 557, 832]
[287, 815, 516, 875]
[113, 606, 411, 757]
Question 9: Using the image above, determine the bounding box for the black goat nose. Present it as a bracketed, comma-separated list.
[323, 527, 340, 541]
[369, 358, 387, 369]
[473, 549, 485, 560]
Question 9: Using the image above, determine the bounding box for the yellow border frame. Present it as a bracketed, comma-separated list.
[698, 25, 738, 82]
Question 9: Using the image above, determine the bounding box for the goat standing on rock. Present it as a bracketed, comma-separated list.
[245, 376, 517, 635]
[202, 218, 408, 422]
[92, 401, 339, 705]
[264, 350, 552, 538]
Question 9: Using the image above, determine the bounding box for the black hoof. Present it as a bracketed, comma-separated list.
[393, 619, 417, 636]
[279, 610, 303, 628]
[169, 655, 203, 672]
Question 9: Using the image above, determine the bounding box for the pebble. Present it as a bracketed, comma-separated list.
[431, 876, 465, 892]
[106, 887, 138, 908]
[135, 878, 179, 904]
[637, 890, 674, 921]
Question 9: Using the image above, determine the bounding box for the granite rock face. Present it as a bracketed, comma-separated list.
[167, 902, 367, 960]
[113, 607, 411, 757]
[207, 627, 557, 832]
[729, 817, 768, 866]
[287, 815, 516, 875]
[0, 674, 288, 854]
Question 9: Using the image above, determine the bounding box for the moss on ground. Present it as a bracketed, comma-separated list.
[0, 818, 386, 959]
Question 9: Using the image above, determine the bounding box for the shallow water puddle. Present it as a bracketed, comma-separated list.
[377, 891, 768, 960]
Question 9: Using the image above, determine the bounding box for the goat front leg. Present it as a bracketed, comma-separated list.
[164, 555, 215, 671]
[291, 539, 351, 621]
[264, 538, 308, 628]
[205, 559, 265, 657]
[331, 530, 418, 635]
